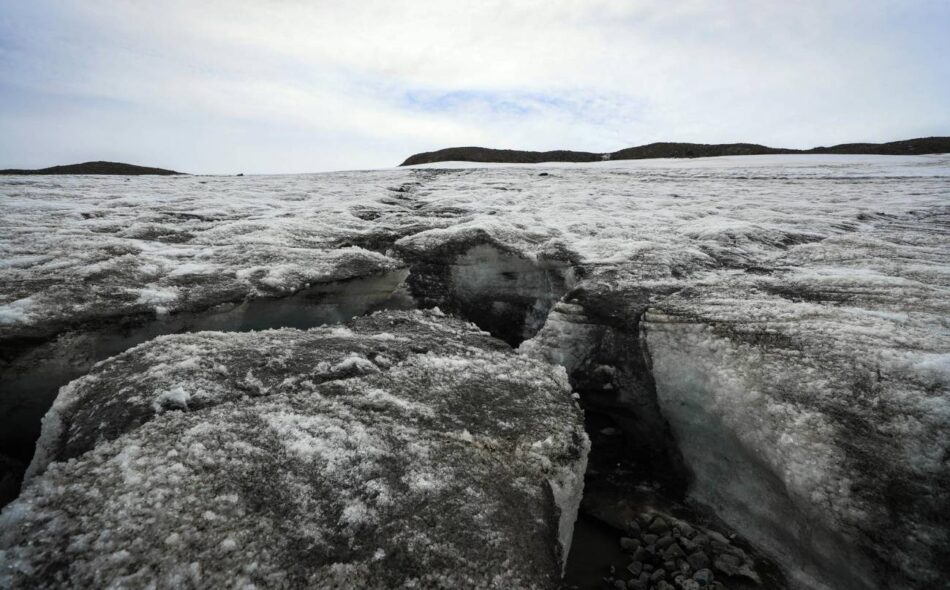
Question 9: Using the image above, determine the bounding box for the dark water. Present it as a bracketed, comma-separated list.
[562, 512, 628, 589]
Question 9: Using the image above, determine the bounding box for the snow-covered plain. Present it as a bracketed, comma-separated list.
[1, 154, 949, 589]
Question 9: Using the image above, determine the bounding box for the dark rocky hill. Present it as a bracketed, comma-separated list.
[0, 161, 181, 175]
[400, 136, 950, 166]
[401, 147, 602, 166]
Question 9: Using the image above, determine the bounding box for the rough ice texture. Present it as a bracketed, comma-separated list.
[2, 155, 949, 589]
[0, 173, 415, 340]
[642, 248, 950, 589]
[1, 310, 588, 589]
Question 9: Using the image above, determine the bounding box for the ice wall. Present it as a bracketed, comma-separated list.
[643, 305, 950, 590]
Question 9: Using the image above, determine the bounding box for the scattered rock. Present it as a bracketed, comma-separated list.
[662, 543, 685, 560]
[687, 551, 710, 571]
[713, 553, 760, 583]
[677, 522, 697, 539]
[648, 517, 671, 535]
[620, 537, 640, 552]
[657, 535, 676, 550]
[678, 536, 698, 553]
[693, 568, 714, 585]
[631, 546, 649, 563]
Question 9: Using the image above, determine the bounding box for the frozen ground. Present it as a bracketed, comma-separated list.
[1, 154, 948, 589]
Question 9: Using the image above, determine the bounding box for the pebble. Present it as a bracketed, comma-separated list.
[692, 534, 710, 548]
[726, 544, 749, 559]
[687, 550, 710, 571]
[657, 535, 676, 550]
[642, 534, 659, 545]
[620, 537, 639, 552]
[713, 552, 760, 582]
[627, 521, 642, 537]
[650, 568, 667, 582]
[712, 553, 740, 576]
[626, 561, 643, 576]
[678, 536, 697, 553]
[631, 547, 649, 563]
[613, 580, 626, 589]
[657, 582, 675, 590]
[648, 517, 671, 535]
[693, 568, 714, 585]
[678, 522, 697, 538]
[662, 543, 685, 560]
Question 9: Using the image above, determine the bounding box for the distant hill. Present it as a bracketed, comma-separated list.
[0, 161, 181, 175]
[400, 136, 950, 166]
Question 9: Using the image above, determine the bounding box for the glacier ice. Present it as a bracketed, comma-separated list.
[1, 155, 949, 588]
[2, 311, 588, 588]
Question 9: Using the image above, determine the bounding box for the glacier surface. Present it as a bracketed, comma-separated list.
[1, 154, 948, 589]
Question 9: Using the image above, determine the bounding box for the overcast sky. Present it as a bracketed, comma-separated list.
[1, 1, 948, 174]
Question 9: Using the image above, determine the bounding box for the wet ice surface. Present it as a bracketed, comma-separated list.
[1, 154, 949, 589]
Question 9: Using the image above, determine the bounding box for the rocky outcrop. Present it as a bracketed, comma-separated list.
[1, 310, 589, 589]
[399, 137, 950, 166]
[0, 161, 181, 175]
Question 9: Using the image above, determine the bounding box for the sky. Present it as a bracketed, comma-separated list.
[0, 1, 948, 174]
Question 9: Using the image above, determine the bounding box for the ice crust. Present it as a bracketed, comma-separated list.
[1, 311, 588, 589]
[2, 154, 949, 588]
